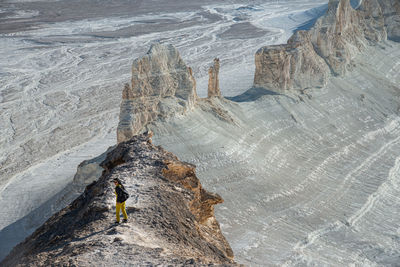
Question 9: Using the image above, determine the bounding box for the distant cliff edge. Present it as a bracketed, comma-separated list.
[254, 0, 399, 92]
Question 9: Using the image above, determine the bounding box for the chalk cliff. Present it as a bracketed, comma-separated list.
[254, 0, 398, 92]
[1, 132, 237, 266]
[117, 44, 198, 143]
[254, 30, 329, 91]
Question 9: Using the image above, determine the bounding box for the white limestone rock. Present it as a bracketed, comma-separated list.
[117, 44, 198, 143]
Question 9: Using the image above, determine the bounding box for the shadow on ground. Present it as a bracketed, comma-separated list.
[226, 87, 279, 102]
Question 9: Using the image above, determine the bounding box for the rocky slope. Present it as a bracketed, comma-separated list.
[1, 132, 238, 266]
[254, 0, 395, 92]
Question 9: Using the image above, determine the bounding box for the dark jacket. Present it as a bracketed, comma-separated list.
[115, 185, 128, 203]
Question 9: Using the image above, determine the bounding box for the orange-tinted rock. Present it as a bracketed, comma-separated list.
[254, 31, 329, 91]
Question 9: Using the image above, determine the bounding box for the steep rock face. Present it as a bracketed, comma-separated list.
[358, 0, 387, 42]
[377, 0, 400, 41]
[1, 133, 237, 266]
[309, 0, 366, 76]
[117, 44, 197, 143]
[208, 58, 222, 98]
[254, 31, 329, 91]
[253, 0, 396, 92]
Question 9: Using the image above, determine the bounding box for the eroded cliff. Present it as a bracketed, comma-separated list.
[254, 0, 398, 92]
[254, 30, 329, 91]
[117, 44, 198, 143]
[1, 132, 237, 266]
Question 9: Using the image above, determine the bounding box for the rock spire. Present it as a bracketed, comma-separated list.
[208, 58, 222, 98]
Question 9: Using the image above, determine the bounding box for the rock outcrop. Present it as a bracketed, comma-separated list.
[377, 0, 400, 42]
[208, 58, 222, 98]
[253, 0, 399, 92]
[117, 44, 198, 143]
[1, 132, 237, 266]
[254, 31, 329, 91]
[309, 0, 366, 76]
[358, 0, 387, 42]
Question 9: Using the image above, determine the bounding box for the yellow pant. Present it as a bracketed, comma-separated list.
[116, 202, 128, 222]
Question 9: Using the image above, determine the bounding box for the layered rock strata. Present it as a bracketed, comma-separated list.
[208, 58, 222, 98]
[254, 0, 398, 92]
[1, 132, 237, 266]
[117, 44, 198, 143]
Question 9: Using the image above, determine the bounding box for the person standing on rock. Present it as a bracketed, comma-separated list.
[113, 178, 129, 223]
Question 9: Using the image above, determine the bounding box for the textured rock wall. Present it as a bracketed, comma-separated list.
[117, 44, 197, 143]
[208, 58, 222, 98]
[253, 0, 397, 92]
[358, 0, 387, 42]
[254, 31, 329, 91]
[309, 0, 365, 76]
[377, 0, 400, 41]
[1, 133, 237, 266]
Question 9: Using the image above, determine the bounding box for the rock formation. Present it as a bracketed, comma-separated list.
[1, 132, 237, 266]
[254, 0, 399, 92]
[377, 0, 400, 42]
[309, 0, 366, 76]
[208, 58, 222, 98]
[254, 30, 330, 91]
[117, 44, 198, 143]
[358, 0, 387, 42]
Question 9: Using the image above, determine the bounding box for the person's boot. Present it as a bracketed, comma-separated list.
[122, 218, 128, 223]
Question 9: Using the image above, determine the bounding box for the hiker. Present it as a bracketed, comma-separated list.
[113, 178, 129, 223]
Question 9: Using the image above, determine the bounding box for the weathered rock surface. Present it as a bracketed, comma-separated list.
[377, 0, 400, 42]
[254, 31, 329, 91]
[358, 0, 387, 42]
[117, 44, 198, 143]
[309, 0, 366, 76]
[253, 0, 398, 92]
[208, 58, 222, 98]
[1, 132, 237, 266]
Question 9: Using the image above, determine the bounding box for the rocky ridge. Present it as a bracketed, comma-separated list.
[1, 132, 237, 266]
[254, 0, 397, 92]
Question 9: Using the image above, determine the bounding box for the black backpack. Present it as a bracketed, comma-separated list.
[120, 187, 130, 202]
[117, 186, 130, 203]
